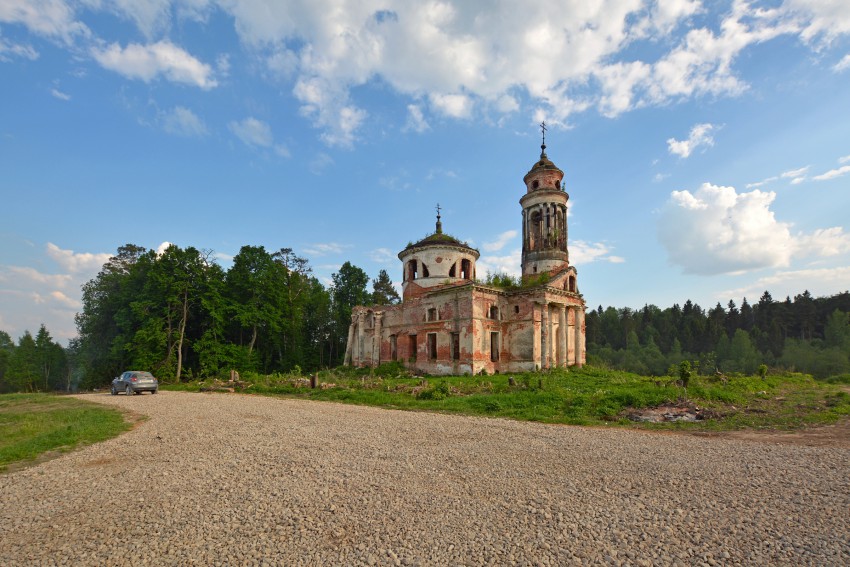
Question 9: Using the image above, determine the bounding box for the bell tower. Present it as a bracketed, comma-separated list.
[520, 123, 570, 277]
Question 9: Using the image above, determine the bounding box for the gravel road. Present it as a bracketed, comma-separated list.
[1, 391, 848, 566]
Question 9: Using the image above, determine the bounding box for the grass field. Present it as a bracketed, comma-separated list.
[0, 394, 132, 473]
[166, 365, 850, 431]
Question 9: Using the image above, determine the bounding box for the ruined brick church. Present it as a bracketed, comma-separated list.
[344, 136, 586, 375]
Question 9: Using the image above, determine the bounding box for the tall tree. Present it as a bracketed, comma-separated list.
[0, 330, 14, 392]
[371, 269, 400, 306]
[35, 324, 66, 391]
[330, 262, 370, 365]
[8, 331, 39, 392]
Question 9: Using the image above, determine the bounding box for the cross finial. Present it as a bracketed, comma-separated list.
[435, 203, 443, 234]
[540, 121, 547, 157]
[436, 203, 441, 219]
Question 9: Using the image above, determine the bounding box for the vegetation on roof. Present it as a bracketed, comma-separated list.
[405, 232, 472, 249]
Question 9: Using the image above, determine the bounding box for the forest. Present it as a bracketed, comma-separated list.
[0, 242, 848, 392]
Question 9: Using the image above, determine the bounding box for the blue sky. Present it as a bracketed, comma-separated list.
[2, 0, 849, 344]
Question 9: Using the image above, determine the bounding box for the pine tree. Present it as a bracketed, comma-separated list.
[371, 269, 400, 305]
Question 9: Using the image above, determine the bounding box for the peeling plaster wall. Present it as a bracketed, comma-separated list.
[348, 282, 585, 376]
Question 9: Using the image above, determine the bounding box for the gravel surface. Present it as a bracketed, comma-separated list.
[1, 391, 848, 566]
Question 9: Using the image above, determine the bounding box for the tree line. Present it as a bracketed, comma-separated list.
[0, 243, 400, 392]
[586, 290, 850, 378]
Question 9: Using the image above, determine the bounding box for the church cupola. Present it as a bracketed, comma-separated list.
[398, 205, 480, 300]
[520, 123, 570, 277]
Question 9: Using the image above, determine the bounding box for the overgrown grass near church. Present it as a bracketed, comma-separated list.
[165, 365, 850, 431]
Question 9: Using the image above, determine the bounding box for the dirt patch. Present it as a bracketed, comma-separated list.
[625, 402, 719, 423]
[692, 418, 850, 448]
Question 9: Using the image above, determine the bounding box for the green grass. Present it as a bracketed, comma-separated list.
[0, 394, 133, 473]
[163, 366, 850, 431]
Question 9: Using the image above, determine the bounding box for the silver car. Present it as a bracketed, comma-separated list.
[111, 371, 159, 395]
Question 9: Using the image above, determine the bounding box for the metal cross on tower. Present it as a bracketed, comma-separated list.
[540, 121, 547, 156]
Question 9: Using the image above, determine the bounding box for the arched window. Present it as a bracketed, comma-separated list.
[461, 259, 471, 280]
[407, 260, 418, 280]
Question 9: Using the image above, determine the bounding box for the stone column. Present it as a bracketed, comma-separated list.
[558, 305, 567, 368]
[372, 312, 383, 365]
[541, 302, 550, 370]
[343, 314, 356, 365]
[356, 312, 365, 366]
[574, 307, 584, 368]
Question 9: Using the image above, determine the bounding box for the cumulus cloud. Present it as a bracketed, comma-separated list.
[91, 40, 217, 89]
[667, 123, 716, 158]
[9, 1, 850, 146]
[45, 243, 110, 273]
[430, 93, 473, 119]
[162, 106, 208, 137]
[658, 182, 850, 275]
[782, 0, 850, 43]
[834, 54, 850, 72]
[0, 242, 111, 342]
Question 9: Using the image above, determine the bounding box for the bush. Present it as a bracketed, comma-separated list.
[374, 361, 409, 379]
[417, 381, 451, 400]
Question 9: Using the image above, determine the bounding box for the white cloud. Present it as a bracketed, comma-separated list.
[0, 0, 89, 44]
[813, 165, 850, 181]
[477, 249, 522, 280]
[658, 182, 850, 275]
[782, 0, 850, 43]
[303, 242, 350, 256]
[781, 166, 809, 178]
[0, 243, 112, 342]
[83, 0, 173, 38]
[840, 155, 850, 164]
[570, 241, 624, 265]
[430, 93, 473, 119]
[229, 116, 273, 147]
[45, 243, 109, 273]
[667, 123, 716, 158]
[162, 106, 208, 137]
[50, 87, 70, 100]
[91, 40, 217, 89]
[404, 104, 429, 133]
[834, 54, 850, 72]
[482, 230, 518, 252]
[156, 241, 173, 255]
[0, 38, 39, 61]
[369, 248, 395, 263]
[8, 1, 850, 148]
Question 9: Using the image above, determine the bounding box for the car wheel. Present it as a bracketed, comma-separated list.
[111, 386, 117, 395]
[125, 385, 133, 396]
[151, 388, 158, 394]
